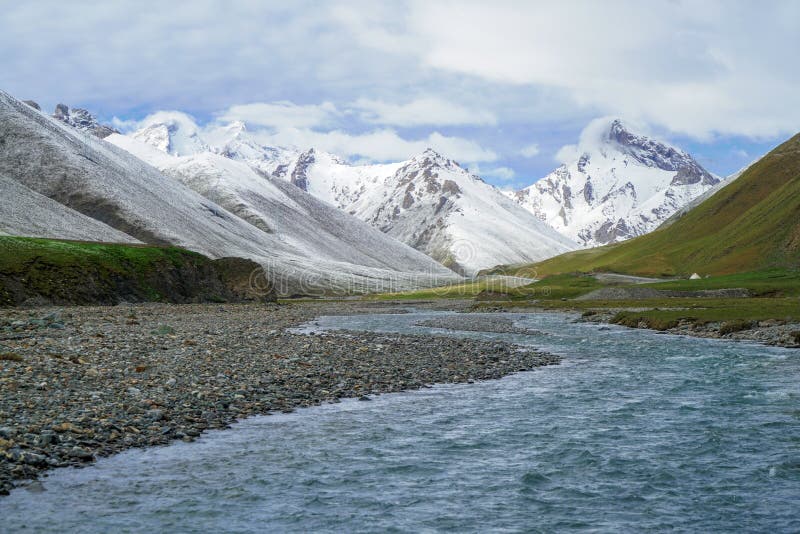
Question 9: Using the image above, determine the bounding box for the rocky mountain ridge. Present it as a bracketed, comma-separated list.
[508, 119, 719, 247]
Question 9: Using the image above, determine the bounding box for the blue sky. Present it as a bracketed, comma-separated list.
[2, 0, 798, 188]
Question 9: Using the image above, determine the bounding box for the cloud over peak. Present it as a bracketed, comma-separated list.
[353, 97, 496, 126]
[219, 101, 339, 129]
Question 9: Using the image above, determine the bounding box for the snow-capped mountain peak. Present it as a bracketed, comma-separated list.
[606, 119, 715, 186]
[510, 118, 719, 248]
[132, 112, 209, 156]
[406, 148, 473, 177]
[132, 114, 303, 181]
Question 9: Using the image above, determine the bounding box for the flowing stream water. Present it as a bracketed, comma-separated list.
[2, 311, 798, 532]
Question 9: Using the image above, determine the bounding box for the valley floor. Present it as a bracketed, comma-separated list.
[0, 300, 557, 495]
[380, 270, 800, 348]
[2, 290, 796, 496]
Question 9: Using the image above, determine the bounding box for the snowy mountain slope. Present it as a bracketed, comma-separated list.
[290, 149, 404, 207]
[509, 119, 719, 248]
[128, 117, 576, 275]
[290, 149, 577, 275]
[0, 173, 141, 243]
[0, 91, 458, 294]
[108, 134, 459, 280]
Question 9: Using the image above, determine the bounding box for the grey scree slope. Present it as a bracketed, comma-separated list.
[0, 91, 460, 293]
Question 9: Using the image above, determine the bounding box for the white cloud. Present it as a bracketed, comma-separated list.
[353, 97, 496, 126]
[253, 127, 497, 163]
[394, 0, 800, 139]
[219, 101, 339, 129]
[217, 96, 496, 131]
[5, 0, 796, 150]
[329, 4, 418, 56]
[110, 116, 140, 131]
[470, 165, 515, 181]
[128, 110, 202, 133]
[519, 143, 540, 158]
[118, 99, 498, 165]
[555, 144, 579, 165]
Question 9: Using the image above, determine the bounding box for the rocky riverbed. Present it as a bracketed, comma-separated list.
[0, 300, 558, 495]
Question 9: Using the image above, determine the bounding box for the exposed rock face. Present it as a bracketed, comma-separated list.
[290, 149, 315, 191]
[52, 103, 118, 139]
[22, 100, 40, 111]
[509, 119, 720, 248]
[607, 120, 714, 184]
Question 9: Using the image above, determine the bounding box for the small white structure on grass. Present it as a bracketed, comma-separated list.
[689, 273, 702, 280]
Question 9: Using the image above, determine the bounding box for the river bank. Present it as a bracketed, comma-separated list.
[0, 300, 558, 495]
[577, 308, 800, 347]
[472, 302, 800, 348]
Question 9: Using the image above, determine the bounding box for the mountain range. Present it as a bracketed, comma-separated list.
[127, 115, 578, 275]
[128, 113, 721, 264]
[0, 91, 459, 295]
[1, 90, 731, 291]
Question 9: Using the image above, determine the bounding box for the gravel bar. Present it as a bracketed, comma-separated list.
[415, 315, 548, 335]
[0, 301, 558, 494]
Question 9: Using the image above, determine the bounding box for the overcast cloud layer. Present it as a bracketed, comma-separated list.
[1, 0, 797, 185]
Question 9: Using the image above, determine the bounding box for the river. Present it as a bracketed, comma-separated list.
[2, 311, 798, 532]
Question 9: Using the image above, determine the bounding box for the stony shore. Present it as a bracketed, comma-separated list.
[506, 306, 800, 348]
[575, 309, 800, 347]
[471, 302, 800, 348]
[0, 300, 558, 495]
[415, 314, 548, 336]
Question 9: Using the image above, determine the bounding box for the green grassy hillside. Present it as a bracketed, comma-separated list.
[501, 132, 800, 278]
[0, 237, 271, 305]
